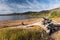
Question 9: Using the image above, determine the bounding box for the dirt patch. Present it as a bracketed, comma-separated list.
[50, 30, 60, 40]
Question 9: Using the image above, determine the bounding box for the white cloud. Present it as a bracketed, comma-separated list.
[25, 0, 60, 12]
[0, 0, 60, 14]
[0, 0, 15, 14]
[0, 3, 14, 14]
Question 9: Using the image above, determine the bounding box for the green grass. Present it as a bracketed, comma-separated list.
[28, 10, 60, 18]
[0, 27, 48, 40]
[29, 13, 48, 18]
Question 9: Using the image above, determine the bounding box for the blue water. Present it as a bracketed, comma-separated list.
[0, 15, 31, 21]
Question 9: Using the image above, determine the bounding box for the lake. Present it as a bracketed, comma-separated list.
[0, 15, 31, 21]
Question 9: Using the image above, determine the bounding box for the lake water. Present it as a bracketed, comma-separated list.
[0, 15, 31, 21]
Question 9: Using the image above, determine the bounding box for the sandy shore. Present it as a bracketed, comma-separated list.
[0, 18, 42, 28]
[0, 17, 60, 28]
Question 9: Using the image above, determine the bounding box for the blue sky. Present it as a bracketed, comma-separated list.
[0, 0, 60, 14]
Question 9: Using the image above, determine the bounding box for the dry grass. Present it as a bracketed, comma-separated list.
[0, 25, 48, 40]
[52, 17, 60, 22]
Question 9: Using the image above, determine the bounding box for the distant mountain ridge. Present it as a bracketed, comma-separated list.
[0, 7, 60, 16]
[0, 10, 50, 16]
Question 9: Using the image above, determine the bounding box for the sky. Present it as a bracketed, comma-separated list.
[0, 0, 60, 14]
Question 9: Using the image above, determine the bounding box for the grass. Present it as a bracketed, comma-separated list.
[52, 17, 60, 22]
[28, 10, 60, 18]
[0, 25, 48, 40]
[29, 13, 48, 18]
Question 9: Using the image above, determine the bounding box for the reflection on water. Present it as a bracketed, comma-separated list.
[0, 15, 31, 21]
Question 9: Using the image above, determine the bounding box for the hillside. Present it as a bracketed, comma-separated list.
[29, 8, 60, 18]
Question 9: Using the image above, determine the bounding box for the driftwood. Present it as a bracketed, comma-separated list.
[47, 23, 60, 35]
[42, 17, 60, 35]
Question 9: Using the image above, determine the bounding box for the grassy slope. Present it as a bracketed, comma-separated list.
[29, 8, 60, 18]
[52, 17, 60, 22]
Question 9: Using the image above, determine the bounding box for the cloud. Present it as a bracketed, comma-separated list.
[0, 0, 15, 14]
[27, 0, 60, 9]
[0, 0, 60, 14]
[0, 4, 13, 14]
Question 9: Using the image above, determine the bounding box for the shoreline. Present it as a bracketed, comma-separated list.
[0, 18, 42, 28]
[0, 17, 60, 28]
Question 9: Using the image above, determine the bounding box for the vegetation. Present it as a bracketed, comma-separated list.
[29, 11, 49, 18]
[28, 8, 60, 18]
[0, 26, 48, 40]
